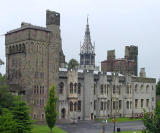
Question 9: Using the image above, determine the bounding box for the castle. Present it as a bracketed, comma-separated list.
[5, 10, 156, 123]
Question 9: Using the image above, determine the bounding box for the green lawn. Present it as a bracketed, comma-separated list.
[108, 117, 142, 122]
[95, 117, 142, 123]
[32, 125, 67, 133]
[118, 131, 142, 133]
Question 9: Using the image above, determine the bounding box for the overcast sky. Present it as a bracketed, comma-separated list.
[0, 0, 160, 79]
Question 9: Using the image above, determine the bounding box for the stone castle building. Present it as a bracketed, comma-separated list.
[101, 45, 138, 76]
[5, 10, 156, 122]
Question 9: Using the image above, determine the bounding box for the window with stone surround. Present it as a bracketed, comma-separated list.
[78, 83, 81, 95]
[78, 101, 81, 111]
[135, 84, 138, 93]
[146, 99, 149, 107]
[113, 85, 116, 94]
[107, 100, 110, 110]
[70, 102, 73, 111]
[135, 99, 138, 109]
[101, 84, 103, 94]
[141, 99, 144, 108]
[119, 100, 122, 110]
[74, 83, 77, 93]
[101, 101, 103, 110]
[74, 102, 77, 111]
[59, 82, 64, 94]
[126, 101, 129, 109]
[70, 82, 73, 94]
[113, 101, 116, 110]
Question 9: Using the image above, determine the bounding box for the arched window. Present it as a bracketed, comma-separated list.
[74, 83, 77, 93]
[59, 82, 64, 94]
[12, 45, 15, 53]
[141, 84, 143, 92]
[146, 85, 149, 93]
[113, 85, 116, 94]
[78, 83, 81, 94]
[74, 102, 77, 111]
[104, 84, 107, 94]
[126, 101, 129, 109]
[19, 44, 22, 51]
[135, 84, 138, 93]
[16, 45, 18, 52]
[101, 84, 103, 94]
[9, 46, 11, 53]
[70, 102, 73, 111]
[70, 82, 73, 94]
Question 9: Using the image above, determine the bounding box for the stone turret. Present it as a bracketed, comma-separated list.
[139, 68, 146, 78]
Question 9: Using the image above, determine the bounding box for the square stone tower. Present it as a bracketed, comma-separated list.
[5, 10, 65, 122]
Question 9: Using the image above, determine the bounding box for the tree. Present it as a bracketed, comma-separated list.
[0, 74, 14, 115]
[45, 85, 58, 133]
[0, 59, 4, 65]
[11, 98, 32, 133]
[156, 80, 160, 96]
[143, 102, 160, 133]
[0, 108, 18, 133]
[67, 59, 79, 70]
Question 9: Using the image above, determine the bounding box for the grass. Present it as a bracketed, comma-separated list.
[32, 125, 67, 133]
[118, 131, 142, 133]
[95, 117, 142, 123]
[108, 117, 142, 122]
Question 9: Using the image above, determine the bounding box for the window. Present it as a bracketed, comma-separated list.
[104, 84, 107, 94]
[119, 100, 122, 110]
[113, 101, 116, 110]
[74, 102, 77, 111]
[107, 100, 110, 110]
[126, 85, 129, 94]
[146, 99, 149, 107]
[141, 85, 143, 92]
[107, 85, 109, 95]
[74, 83, 77, 93]
[135, 84, 138, 93]
[59, 82, 64, 94]
[118, 85, 121, 95]
[41, 114, 44, 119]
[70, 102, 73, 111]
[135, 99, 138, 109]
[94, 84, 96, 95]
[101, 102, 103, 110]
[104, 102, 106, 110]
[101, 85, 103, 94]
[78, 101, 81, 111]
[152, 97, 154, 102]
[78, 83, 81, 94]
[33, 114, 36, 119]
[141, 99, 144, 108]
[94, 100, 96, 110]
[130, 101, 132, 109]
[113, 85, 116, 94]
[70, 83, 73, 94]
[126, 101, 129, 109]
[146, 85, 149, 93]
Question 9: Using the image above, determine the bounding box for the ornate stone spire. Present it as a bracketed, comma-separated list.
[80, 17, 95, 66]
[80, 17, 95, 54]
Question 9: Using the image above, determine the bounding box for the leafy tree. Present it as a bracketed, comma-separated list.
[156, 80, 160, 95]
[67, 59, 79, 70]
[0, 74, 15, 115]
[0, 59, 4, 65]
[143, 102, 160, 133]
[45, 85, 58, 133]
[0, 108, 18, 133]
[10, 98, 32, 133]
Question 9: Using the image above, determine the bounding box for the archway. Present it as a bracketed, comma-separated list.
[61, 108, 66, 119]
[91, 113, 94, 120]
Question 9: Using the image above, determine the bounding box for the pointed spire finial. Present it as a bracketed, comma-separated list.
[87, 15, 89, 25]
